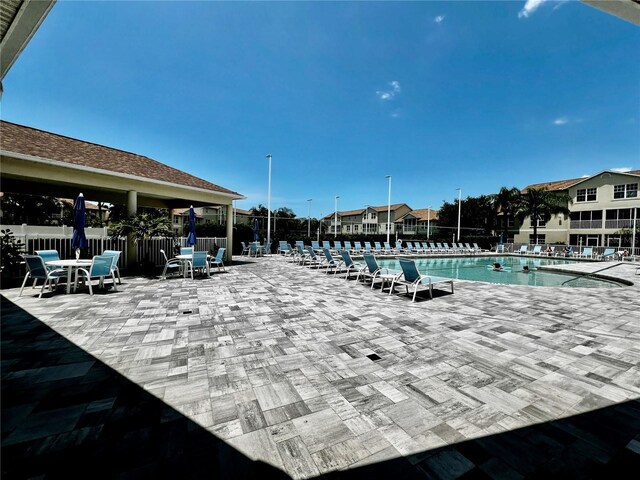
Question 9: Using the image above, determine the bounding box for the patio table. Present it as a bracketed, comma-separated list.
[46, 259, 92, 294]
[176, 254, 210, 278]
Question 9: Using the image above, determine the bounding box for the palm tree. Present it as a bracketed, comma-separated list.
[493, 187, 521, 236]
[514, 187, 571, 244]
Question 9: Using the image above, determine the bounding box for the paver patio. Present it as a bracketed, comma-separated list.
[2, 255, 640, 478]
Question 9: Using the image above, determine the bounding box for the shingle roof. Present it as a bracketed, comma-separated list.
[0, 121, 241, 196]
[397, 209, 438, 222]
[522, 170, 640, 193]
[370, 203, 409, 212]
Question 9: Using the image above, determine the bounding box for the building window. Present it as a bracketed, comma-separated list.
[354, 225, 359, 232]
[614, 183, 638, 199]
[576, 188, 596, 202]
[346, 225, 351, 232]
[529, 234, 545, 245]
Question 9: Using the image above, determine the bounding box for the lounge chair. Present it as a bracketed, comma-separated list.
[322, 248, 344, 274]
[598, 248, 615, 261]
[531, 245, 542, 255]
[209, 247, 226, 272]
[363, 242, 373, 254]
[19, 255, 68, 298]
[322, 241, 332, 252]
[75, 255, 119, 295]
[354, 241, 363, 254]
[311, 240, 322, 253]
[518, 245, 528, 255]
[333, 241, 343, 253]
[394, 241, 403, 254]
[374, 242, 383, 254]
[295, 245, 311, 265]
[160, 249, 182, 279]
[429, 242, 438, 253]
[435, 243, 446, 253]
[339, 250, 366, 280]
[578, 247, 593, 259]
[305, 246, 325, 268]
[343, 241, 353, 254]
[358, 254, 400, 291]
[389, 258, 454, 302]
[383, 242, 394, 255]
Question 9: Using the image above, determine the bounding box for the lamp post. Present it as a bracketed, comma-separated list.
[386, 175, 392, 244]
[427, 206, 431, 240]
[334, 195, 340, 237]
[456, 188, 462, 242]
[307, 199, 312, 237]
[266, 154, 272, 249]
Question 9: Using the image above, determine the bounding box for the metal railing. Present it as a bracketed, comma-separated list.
[569, 220, 603, 229]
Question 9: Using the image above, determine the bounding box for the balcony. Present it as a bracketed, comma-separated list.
[570, 220, 603, 229]
[604, 219, 634, 229]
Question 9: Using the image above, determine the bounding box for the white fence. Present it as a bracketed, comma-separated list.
[1, 224, 226, 270]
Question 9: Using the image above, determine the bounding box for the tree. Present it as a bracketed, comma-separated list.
[0, 193, 64, 225]
[493, 186, 521, 235]
[514, 187, 571, 244]
[437, 195, 494, 238]
[109, 211, 173, 243]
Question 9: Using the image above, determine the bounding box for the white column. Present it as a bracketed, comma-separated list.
[226, 203, 234, 262]
[126, 190, 137, 268]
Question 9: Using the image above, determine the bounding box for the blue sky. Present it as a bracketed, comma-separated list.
[2, 0, 639, 218]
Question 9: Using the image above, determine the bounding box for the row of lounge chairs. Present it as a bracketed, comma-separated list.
[278, 240, 484, 257]
[286, 245, 454, 302]
[517, 245, 620, 261]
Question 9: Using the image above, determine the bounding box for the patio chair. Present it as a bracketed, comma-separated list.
[389, 258, 454, 302]
[186, 251, 209, 279]
[306, 246, 325, 268]
[35, 249, 61, 272]
[598, 248, 615, 261]
[75, 255, 118, 295]
[240, 242, 250, 256]
[579, 247, 593, 259]
[101, 249, 122, 284]
[160, 249, 182, 279]
[180, 246, 195, 255]
[339, 250, 366, 280]
[321, 247, 344, 274]
[19, 255, 68, 298]
[358, 253, 400, 291]
[209, 247, 226, 272]
[249, 243, 262, 257]
[531, 245, 542, 255]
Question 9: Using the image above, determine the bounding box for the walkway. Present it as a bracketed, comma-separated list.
[2, 256, 639, 478]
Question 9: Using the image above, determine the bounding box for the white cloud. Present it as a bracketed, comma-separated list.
[518, 0, 547, 19]
[434, 15, 445, 24]
[553, 117, 568, 125]
[611, 167, 632, 173]
[376, 81, 401, 101]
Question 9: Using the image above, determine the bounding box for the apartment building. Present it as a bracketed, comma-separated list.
[395, 208, 439, 237]
[323, 203, 412, 235]
[514, 170, 640, 246]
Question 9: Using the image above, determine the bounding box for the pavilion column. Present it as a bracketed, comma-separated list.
[126, 190, 138, 268]
[226, 203, 234, 263]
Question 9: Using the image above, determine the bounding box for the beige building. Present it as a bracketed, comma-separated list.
[324, 203, 412, 236]
[395, 209, 439, 237]
[515, 170, 640, 247]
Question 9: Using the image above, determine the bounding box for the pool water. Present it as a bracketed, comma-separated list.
[375, 256, 622, 288]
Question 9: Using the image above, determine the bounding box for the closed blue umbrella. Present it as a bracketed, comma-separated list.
[186, 205, 197, 246]
[71, 193, 87, 258]
[253, 218, 259, 242]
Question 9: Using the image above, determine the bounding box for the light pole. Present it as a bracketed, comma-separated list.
[307, 199, 312, 237]
[386, 175, 392, 243]
[456, 188, 462, 242]
[266, 154, 272, 249]
[334, 195, 340, 237]
[427, 206, 431, 240]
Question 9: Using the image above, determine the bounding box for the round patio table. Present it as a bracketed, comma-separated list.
[45, 259, 92, 294]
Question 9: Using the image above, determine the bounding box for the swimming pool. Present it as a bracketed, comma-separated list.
[375, 256, 623, 288]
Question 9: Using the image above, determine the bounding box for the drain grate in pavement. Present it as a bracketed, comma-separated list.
[366, 353, 381, 361]
[183, 310, 193, 314]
